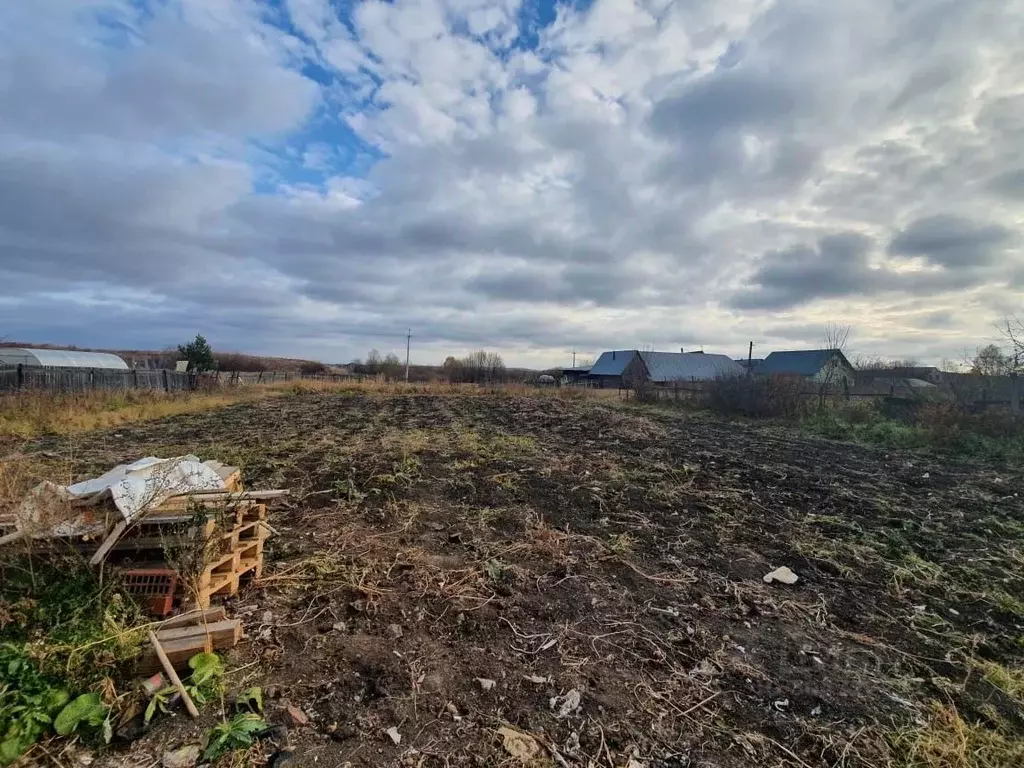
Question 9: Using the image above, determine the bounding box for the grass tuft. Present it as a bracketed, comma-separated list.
[887, 703, 1024, 768]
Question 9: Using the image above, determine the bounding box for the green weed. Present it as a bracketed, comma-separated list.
[203, 713, 268, 762]
[975, 660, 1024, 704]
[0, 559, 144, 764]
[986, 589, 1024, 619]
[607, 533, 638, 555]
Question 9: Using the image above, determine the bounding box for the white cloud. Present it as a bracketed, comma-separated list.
[1, 0, 1023, 366]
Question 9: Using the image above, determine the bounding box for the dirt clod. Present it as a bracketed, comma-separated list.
[160, 745, 200, 768]
[284, 705, 309, 727]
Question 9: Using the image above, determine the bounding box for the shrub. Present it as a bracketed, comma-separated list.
[916, 402, 961, 440]
[299, 361, 328, 376]
[703, 376, 806, 419]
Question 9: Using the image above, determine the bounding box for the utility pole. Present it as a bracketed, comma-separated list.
[747, 341, 754, 376]
[405, 329, 411, 382]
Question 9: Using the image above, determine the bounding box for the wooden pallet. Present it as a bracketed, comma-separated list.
[194, 521, 267, 608]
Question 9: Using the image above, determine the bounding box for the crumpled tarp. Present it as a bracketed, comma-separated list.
[15, 456, 226, 538]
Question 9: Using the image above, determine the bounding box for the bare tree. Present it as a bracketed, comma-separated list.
[821, 322, 852, 353]
[852, 355, 921, 371]
[970, 343, 1011, 376]
[443, 351, 506, 384]
[382, 353, 402, 380]
[996, 315, 1024, 372]
[366, 349, 382, 375]
[817, 323, 853, 393]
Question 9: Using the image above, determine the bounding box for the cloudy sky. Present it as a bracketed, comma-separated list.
[1, 0, 1022, 367]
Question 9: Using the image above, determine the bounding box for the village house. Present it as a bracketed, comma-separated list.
[755, 349, 856, 386]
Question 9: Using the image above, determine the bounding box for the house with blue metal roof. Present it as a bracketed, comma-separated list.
[637, 351, 744, 382]
[587, 350, 638, 387]
[585, 349, 744, 387]
[755, 349, 855, 385]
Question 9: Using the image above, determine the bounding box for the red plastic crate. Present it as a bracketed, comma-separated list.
[121, 568, 178, 616]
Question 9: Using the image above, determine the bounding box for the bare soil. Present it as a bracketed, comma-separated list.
[25, 391, 1024, 766]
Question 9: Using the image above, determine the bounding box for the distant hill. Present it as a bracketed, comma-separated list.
[0, 341, 328, 372]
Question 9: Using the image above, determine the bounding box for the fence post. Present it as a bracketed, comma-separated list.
[16, 363, 23, 390]
[162, 369, 169, 392]
[89, 368, 95, 390]
[133, 368, 138, 389]
[1011, 372, 1020, 415]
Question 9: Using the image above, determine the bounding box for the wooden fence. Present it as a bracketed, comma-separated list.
[623, 377, 1021, 415]
[0, 365, 364, 394]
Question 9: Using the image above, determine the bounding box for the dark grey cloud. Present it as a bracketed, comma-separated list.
[888, 215, 1012, 267]
[729, 229, 994, 311]
[648, 68, 820, 195]
[731, 233, 878, 310]
[989, 170, 1024, 200]
[650, 71, 800, 139]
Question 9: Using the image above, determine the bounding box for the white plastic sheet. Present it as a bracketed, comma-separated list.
[16, 456, 226, 537]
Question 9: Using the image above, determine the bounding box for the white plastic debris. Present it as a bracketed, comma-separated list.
[690, 659, 720, 678]
[763, 566, 799, 585]
[15, 455, 225, 537]
[476, 678, 497, 691]
[384, 726, 402, 745]
[550, 688, 582, 719]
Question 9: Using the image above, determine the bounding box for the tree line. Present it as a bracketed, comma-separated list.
[442, 351, 507, 383]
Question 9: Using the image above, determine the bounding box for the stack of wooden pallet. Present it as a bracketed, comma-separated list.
[1, 459, 288, 614]
[111, 461, 287, 611]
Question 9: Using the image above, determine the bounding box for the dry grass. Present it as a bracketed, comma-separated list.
[887, 704, 1024, 768]
[0, 388, 286, 438]
[279, 378, 613, 400]
[0, 381, 612, 440]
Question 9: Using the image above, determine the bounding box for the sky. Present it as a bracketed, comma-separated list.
[1, 0, 1022, 368]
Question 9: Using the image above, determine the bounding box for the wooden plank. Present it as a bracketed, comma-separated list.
[0, 530, 26, 547]
[156, 619, 242, 647]
[137, 634, 212, 675]
[157, 607, 227, 631]
[163, 489, 288, 503]
[221, 469, 242, 493]
[147, 631, 199, 717]
[89, 520, 127, 566]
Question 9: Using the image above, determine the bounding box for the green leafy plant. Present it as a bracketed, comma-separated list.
[0, 646, 110, 766]
[185, 653, 224, 705]
[0, 644, 69, 765]
[145, 652, 225, 725]
[143, 686, 172, 725]
[202, 713, 267, 762]
[484, 559, 507, 584]
[236, 686, 263, 714]
[53, 693, 107, 736]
